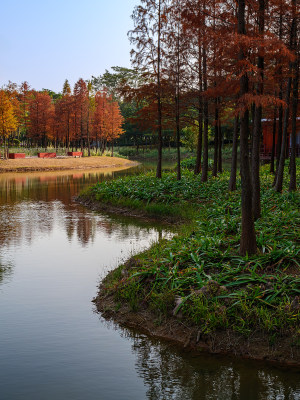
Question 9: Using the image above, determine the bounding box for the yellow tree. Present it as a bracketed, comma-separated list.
[0, 90, 18, 159]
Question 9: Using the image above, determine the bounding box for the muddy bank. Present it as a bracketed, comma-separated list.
[0, 156, 137, 173]
[94, 268, 300, 369]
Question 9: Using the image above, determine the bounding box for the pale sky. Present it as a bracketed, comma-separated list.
[0, 0, 138, 92]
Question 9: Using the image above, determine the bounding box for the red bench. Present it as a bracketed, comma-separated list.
[9, 153, 26, 159]
[67, 151, 82, 157]
[38, 153, 56, 158]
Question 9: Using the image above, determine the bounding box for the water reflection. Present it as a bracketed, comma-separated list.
[110, 323, 300, 400]
[0, 167, 167, 251]
[0, 167, 299, 400]
[0, 261, 13, 285]
[0, 167, 143, 205]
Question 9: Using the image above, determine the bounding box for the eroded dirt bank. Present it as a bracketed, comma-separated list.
[94, 266, 300, 369]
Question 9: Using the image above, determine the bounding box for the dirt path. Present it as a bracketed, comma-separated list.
[0, 156, 137, 173]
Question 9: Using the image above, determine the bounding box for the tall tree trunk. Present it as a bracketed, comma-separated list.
[251, 0, 264, 221]
[229, 116, 239, 191]
[80, 109, 84, 156]
[274, 78, 292, 192]
[201, 46, 209, 182]
[270, 110, 277, 173]
[3, 135, 7, 159]
[156, 0, 163, 179]
[273, 6, 284, 185]
[176, 32, 181, 181]
[217, 116, 222, 173]
[87, 112, 91, 157]
[212, 98, 219, 177]
[275, 2, 297, 192]
[194, 34, 203, 175]
[252, 104, 262, 220]
[194, 97, 203, 175]
[67, 112, 70, 152]
[238, 0, 257, 256]
[95, 132, 99, 155]
[176, 95, 181, 180]
[289, 44, 299, 191]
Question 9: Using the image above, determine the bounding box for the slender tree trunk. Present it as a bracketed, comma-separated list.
[3, 135, 7, 159]
[270, 110, 277, 173]
[273, 7, 284, 185]
[201, 45, 209, 182]
[273, 103, 283, 184]
[175, 30, 181, 181]
[194, 95, 203, 174]
[275, 3, 297, 192]
[251, 0, 265, 221]
[274, 77, 292, 192]
[289, 45, 299, 191]
[156, 0, 163, 179]
[194, 33, 203, 175]
[176, 95, 181, 180]
[252, 104, 262, 220]
[229, 116, 239, 191]
[217, 116, 222, 173]
[212, 98, 219, 177]
[80, 109, 84, 156]
[67, 112, 70, 152]
[238, 0, 257, 256]
[95, 132, 99, 155]
[87, 113, 91, 157]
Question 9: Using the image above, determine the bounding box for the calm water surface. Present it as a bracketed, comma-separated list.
[0, 166, 299, 400]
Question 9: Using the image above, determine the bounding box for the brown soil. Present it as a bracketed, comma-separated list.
[0, 156, 137, 173]
[94, 270, 300, 369]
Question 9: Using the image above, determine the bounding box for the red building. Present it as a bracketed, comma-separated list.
[261, 118, 300, 159]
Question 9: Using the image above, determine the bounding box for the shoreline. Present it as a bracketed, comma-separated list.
[0, 156, 138, 173]
[79, 167, 300, 369]
[94, 265, 300, 369]
[76, 195, 184, 225]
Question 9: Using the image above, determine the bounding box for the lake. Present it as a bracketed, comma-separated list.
[0, 166, 299, 399]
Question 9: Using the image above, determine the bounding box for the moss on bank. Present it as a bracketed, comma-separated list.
[82, 163, 300, 364]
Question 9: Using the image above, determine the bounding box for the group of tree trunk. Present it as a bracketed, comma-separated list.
[128, 0, 299, 255]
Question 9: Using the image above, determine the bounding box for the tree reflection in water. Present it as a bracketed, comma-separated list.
[0, 169, 299, 398]
[102, 320, 300, 400]
[0, 176, 169, 250]
[0, 167, 170, 279]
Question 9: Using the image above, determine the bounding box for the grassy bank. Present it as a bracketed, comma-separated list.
[115, 144, 235, 163]
[116, 146, 193, 160]
[84, 163, 300, 364]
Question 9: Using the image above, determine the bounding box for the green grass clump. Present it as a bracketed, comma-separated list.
[116, 146, 193, 160]
[95, 161, 299, 340]
[180, 156, 214, 170]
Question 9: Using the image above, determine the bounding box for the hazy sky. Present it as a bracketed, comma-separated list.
[0, 0, 138, 92]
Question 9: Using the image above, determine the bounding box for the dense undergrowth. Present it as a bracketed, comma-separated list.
[116, 146, 193, 160]
[91, 162, 299, 343]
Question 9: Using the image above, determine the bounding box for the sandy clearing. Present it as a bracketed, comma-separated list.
[0, 156, 138, 173]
